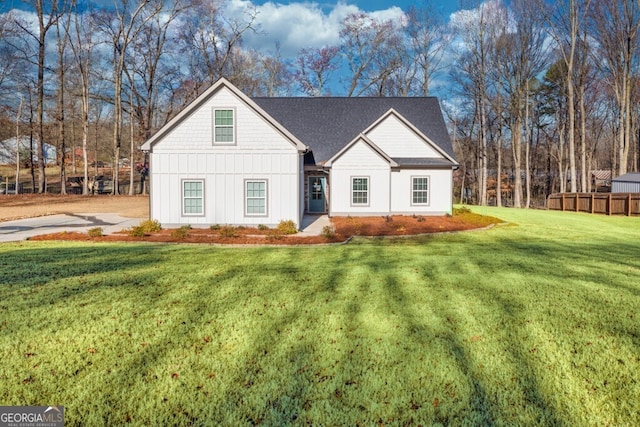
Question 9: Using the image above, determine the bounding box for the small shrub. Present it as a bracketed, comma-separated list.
[266, 229, 284, 241]
[321, 225, 336, 240]
[219, 225, 238, 238]
[210, 224, 221, 231]
[87, 227, 103, 238]
[384, 215, 393, 223]
[276, 220, 298, 235]
[257, 224, 268, 231]
[415, 215, 425, 223]
[171, 225, 191, 240]
[138, 219, 162, 233]
[454, 206, 472, 215]
[128, 225, 146, 237]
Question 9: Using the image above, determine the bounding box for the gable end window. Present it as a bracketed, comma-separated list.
[183, 180, 204, 216]
[412, 176, 429, 205]
[245, 180, 267, 216]
[213, 108, 235, 144]
[351, 177, 369, 206]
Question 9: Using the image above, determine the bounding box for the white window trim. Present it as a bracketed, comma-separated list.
[351, 176, 370, 207]
[213, 108, 236, 145]
[182, 179, 205, 216]
[245, 179, 268, 217]
[411, 175, 430, 206]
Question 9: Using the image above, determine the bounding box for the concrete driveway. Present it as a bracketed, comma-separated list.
[0, 213, 144, 242]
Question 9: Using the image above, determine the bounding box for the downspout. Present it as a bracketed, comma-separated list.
[142, 148, 151, 220]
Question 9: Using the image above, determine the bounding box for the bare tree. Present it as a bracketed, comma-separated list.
[293, 46, 340, 96]
[15, 0, 67, 193]
[67, 6, 98, 194]
[495, 0, 549, 207]
[405, 2, 448, 96]
[590, 0, 640, 176]
[126, 0, 186, 193]
[453, 1, 497, 206]
[339, 12, 402, 97]
[259, 44, 292, 97]
[176, 0, 258, 95]
[96, 0, 160, 195]
[54, 1, 74, 194]
[540, 0, 592, 192]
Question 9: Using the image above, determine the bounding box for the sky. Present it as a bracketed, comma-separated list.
[228, 0, 463, 57]
[1, 0, 468, 97]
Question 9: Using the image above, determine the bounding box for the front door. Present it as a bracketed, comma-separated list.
[308, 176, 326, 213]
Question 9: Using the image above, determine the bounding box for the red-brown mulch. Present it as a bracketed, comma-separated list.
[28, 211, 503, 245]
[331, 212, 502, 237]
[28, 228, 339, 245]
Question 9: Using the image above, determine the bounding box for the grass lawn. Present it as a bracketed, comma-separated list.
[1, 207, 639, 426]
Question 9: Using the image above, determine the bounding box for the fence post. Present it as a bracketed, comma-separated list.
[575, 193, 579, 212]
[608, 193, 612, 216]
[628, 193, 632, 216]
[591, 193, 595, 214]
[561, 193, 565, 211]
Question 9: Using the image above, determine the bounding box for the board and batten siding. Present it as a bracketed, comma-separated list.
[390, 169, 453, 215]
[330, 139, 391, 215]
[365, 114, 442, 158]
[148, 86, 301, 227]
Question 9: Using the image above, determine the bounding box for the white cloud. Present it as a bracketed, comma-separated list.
[225, 0, 405, 57]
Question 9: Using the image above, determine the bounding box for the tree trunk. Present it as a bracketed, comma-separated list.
[579, 82, 587, 191]
[37, 4, 47, 194]
[512, 114, 523, 208]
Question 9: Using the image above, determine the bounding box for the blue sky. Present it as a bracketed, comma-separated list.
[252, 0, 460, 16]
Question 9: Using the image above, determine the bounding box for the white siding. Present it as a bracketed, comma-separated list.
[148, 86, 301, 227]
[366, 114, 443, 158]
[390, 169, 453, 215]
[330, 139, 391, 215]
[151, 87, 297, 151]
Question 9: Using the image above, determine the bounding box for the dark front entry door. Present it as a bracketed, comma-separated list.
[308, 176, 326, 213]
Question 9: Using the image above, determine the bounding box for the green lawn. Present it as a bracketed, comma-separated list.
[1, 207, 639, 426]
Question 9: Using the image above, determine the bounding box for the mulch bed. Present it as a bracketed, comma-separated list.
[28, 212, 503, 245]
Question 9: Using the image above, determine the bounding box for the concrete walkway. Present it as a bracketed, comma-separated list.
[298, 214, 331, 236]
[0, 213, 144, 243]
[0, 214, 329, 242]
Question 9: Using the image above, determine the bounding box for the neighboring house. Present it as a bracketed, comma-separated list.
[612, 173, 640, 193]
[591, 170, 612, 192]
[141, 78, 458, 228]
[0, 136, 57, 165]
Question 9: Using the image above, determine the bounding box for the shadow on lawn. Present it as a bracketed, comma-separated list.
[2, 237, 639, 425]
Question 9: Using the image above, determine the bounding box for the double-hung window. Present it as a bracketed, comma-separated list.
[351, 177, 369, 205]
[214, 109, 234, 144]
[183, 180, 204, 215]
[412, 176, 429, 205]
[245, 180, 267, 216]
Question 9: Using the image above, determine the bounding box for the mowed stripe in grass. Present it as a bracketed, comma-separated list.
[0, 208, 639, 425]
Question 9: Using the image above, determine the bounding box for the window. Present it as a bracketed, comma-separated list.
[412, 176, 429, 205]
[183, 180, 204, 215]
[246, 180, 267, 216]
[351, 177, 369, 205]
[214, 109, 234, 144]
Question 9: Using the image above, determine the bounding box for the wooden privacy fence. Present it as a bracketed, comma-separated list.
[547, 193, 640, 216]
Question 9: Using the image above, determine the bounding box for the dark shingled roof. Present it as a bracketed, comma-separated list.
[252, 97, 455, 166]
